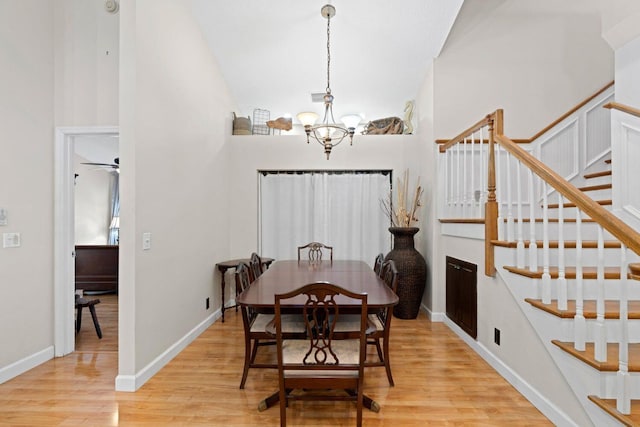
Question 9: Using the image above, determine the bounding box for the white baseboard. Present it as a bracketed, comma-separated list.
[0, 346, 54, 384]
[441, 316, 580, 427]
[115, 310, 220, 392]
[422, 303, 445, 322]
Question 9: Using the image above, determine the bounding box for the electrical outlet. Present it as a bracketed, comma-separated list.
[206, 297, 210, 310]
[494, 328, 501, 346]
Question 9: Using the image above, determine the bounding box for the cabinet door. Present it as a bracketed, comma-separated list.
[445, 256, 477, 339]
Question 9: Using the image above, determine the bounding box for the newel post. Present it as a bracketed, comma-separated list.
[484, 110, 503, 276]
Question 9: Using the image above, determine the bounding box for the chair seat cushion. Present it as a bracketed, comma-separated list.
[252, 314, 306, 334]
[334, 314, 382, 332]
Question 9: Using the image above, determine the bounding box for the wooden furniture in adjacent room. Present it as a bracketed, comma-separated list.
[75, 295, 102, 339]
[74, 245, 119, 293]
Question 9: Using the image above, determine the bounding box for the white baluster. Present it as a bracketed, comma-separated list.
[528, 169, 538, 270]
[447, 149, 453, 217]
[496, 146, 504, 240]
[541, 182, 551, 304]
[594, 225, 607, 362]
[479, 127, 486, 217]
[462, 137, 468, 218]
[617, 244, 630, 414]
[506, 152, 515, 242]
[456, 142, 461, 217]
[557, 194, 567, 310]
[470, 133, 476, 216]
[516, 161, 525, 268]
[574, 210, 585, 351]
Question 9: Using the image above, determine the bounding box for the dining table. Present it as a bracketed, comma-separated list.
[236, 259, 399, 413]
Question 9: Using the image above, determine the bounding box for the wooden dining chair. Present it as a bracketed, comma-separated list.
[297, 242, 333, 262]
[236, 263, 305, 389]
[366, 259, 399, 386]
[274, 282, 368, 427]
[333, 259, 398, 385]
[248, 252, 264, 282]
[373, 253, 384, 277]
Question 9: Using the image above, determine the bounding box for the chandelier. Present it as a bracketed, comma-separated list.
[297, 4, 359, 160]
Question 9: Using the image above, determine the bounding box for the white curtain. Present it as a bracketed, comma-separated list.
[259, 171, 392, 265]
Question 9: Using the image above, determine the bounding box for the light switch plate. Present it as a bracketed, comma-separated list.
[142, 232, 151, 250]
[3, 232, 21, 248]
[0, 209, 7, 226]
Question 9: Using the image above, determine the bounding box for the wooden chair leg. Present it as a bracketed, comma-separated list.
[76, 306, 83, 333]
[88, 303, 103, 339]
[382, 337, 394, 386]
[239, 336, 252, 389]
[374, 338, 384, 361]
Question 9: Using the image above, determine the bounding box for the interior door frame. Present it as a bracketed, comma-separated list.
[54, 126, 119, 356]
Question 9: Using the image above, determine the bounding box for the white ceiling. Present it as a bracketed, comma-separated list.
[190, 0, 464, 125]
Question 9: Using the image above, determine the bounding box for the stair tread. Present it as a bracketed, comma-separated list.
[552, 341, 640, 372]
[525, 298, 640, 319]
[547, 199, 612, 209]
[577, 183, 612, 192]
[584, 170, 612, 179]
[492, 239, 621, 249]
[504, 265, 623, 279]
[588, 396, 640, 427]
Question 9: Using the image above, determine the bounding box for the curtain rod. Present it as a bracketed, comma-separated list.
[259, 169, 392, 176]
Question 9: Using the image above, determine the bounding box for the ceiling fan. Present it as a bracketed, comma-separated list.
[81, 157, 119, 172]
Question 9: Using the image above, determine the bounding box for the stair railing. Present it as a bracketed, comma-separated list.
[439, 108, 640, 414]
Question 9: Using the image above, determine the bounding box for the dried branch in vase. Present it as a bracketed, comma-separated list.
[381, 169, 423, 227]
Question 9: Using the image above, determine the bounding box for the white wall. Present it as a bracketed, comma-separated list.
[74, 154, 113, 245]
[410, 61, 436, 313]
[55, 0, 119, 126]
[434, 0, 613, 139]
[615, 36, 640, 108]
[118, 0, 235, 385]
[0, 1, 55, 373]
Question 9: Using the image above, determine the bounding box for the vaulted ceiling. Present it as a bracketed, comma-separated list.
[190, 0, 464, 125]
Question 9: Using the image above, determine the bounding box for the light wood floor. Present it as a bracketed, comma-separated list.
[0, 297, 553, 426]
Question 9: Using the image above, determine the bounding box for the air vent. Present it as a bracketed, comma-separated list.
[311, 93, 325, 103]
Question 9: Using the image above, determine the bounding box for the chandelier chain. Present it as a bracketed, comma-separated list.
[326, 12, 331, 94]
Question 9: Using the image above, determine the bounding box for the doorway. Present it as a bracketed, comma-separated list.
[54, 126, 119, 357]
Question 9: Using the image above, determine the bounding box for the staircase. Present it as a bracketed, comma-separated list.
[494, 157, 640, 426]
[438, 89, 640, 425]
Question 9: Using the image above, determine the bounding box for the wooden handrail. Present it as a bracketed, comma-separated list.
[604, 101, 640, 119]
[527, 81, 614, 142]
[494, 133, 640, 256]
[438, 115, 491, 153]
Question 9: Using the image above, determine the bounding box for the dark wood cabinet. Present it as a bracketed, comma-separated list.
[445, 256, 477, 339]
[75, 245, 119, 293]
